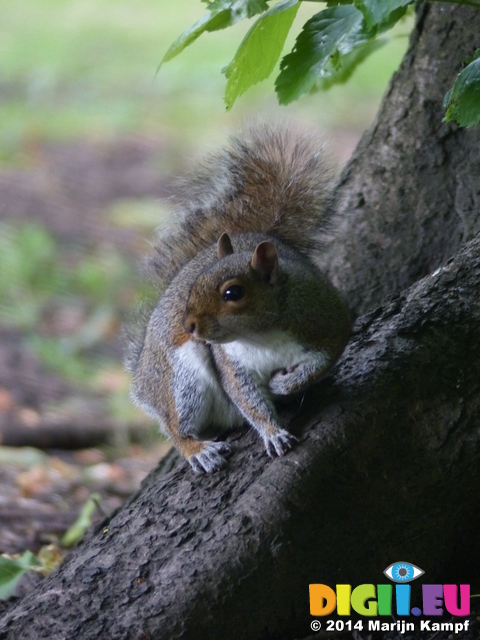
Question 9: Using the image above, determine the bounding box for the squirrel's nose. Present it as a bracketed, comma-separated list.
[183, 315, 196, 335]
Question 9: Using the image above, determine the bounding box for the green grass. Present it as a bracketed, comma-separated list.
[0, 1, 413, 158]
[0, 222, 150, 385]
[0, 223, 129, 328]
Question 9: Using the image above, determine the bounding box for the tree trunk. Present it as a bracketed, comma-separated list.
[1, 4, 479, 639]
[325, 2, 480, 315]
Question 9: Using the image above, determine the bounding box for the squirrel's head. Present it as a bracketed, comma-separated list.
[182, 233, 281, 343]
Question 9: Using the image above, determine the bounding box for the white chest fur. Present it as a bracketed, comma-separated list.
[173, 340, 241, 432]
[223, 331, 308, 384]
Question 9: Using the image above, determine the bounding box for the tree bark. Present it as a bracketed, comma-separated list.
[1, 4, 479, 639]
[325, 2, 480, 315]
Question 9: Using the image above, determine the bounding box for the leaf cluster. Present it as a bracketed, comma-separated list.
[161, 0, 480, 127]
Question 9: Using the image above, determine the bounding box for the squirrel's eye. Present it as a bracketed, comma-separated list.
[223, 285, 245, 302]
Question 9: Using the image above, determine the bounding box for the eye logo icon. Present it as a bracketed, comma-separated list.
[383, 562, 424, 583]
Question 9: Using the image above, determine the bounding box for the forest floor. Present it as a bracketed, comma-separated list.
[0, 135, 173, 559]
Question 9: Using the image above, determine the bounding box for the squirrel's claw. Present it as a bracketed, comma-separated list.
[263, 429, 298, 458]
[188, 441, 232, 474]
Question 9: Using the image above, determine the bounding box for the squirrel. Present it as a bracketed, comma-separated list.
[126, 125, 352, 473]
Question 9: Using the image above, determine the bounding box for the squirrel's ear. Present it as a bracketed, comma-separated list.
[251, 241, 278, 284]
[217, 232, 234, 258]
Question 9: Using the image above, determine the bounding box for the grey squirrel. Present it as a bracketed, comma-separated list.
[126, 126, 351, 473]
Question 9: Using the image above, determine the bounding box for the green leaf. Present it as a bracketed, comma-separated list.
[276, 5, 373, 104]
[161, 11, 231, 63]
[224, 0, 300, 109]
[0, 551, 40, 600]
[161, 0, 269, 64]
[61, 493, 101, 548]
[317, 36, 385, 89]
[444, 50, 480, 128]
[206, 0, 269, 17]
[354, 0, 412, 30]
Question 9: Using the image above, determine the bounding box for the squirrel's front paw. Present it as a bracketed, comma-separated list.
[188, 441, 232, 474]
[269, 365, 301, 396]
[263, 428, 297, 458]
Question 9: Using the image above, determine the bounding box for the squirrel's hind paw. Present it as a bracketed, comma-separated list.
[269, 365, 301, 396]
[188, 441, 232, 474]
[263, 429, 297, 458]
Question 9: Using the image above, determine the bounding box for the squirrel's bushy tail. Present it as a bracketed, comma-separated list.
[151, 125, 336, 288]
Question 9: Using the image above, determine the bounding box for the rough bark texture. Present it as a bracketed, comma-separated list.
[325, 3, 480, 314]
[1, 4, 480, 639]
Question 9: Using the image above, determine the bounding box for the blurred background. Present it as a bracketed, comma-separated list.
[0, 0, 411, 554]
